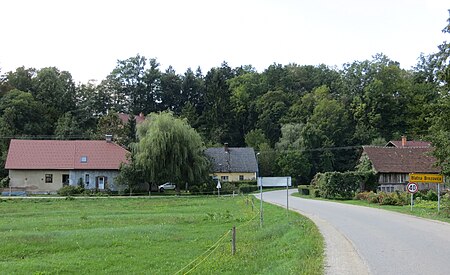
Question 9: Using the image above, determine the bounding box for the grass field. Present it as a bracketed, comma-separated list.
[0, 196, 323, 274]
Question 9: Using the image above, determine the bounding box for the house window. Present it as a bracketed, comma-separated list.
[80, 156, 88, 163]
[62, 174, 69, 186]
[379, 185, 394, 193]
[85, 174, 90, 186]
[45, 174, 53, 183]
[221, 176, 229, 182]
[239, 175, 244, 181]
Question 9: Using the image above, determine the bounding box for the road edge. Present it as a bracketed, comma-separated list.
[265, 199, 370, 275]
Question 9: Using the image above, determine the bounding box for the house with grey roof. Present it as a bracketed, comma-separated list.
[204, 143, 258, 182]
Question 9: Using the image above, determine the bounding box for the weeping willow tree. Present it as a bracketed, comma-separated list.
[135, 111, 210, 190]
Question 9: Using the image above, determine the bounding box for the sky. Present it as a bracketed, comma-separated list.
[0, 0, 449, 83]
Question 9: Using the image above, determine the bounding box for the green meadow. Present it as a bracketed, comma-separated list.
[0, 196, 323, 274]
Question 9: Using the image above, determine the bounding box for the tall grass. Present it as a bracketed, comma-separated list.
[0, 196, 323, 274]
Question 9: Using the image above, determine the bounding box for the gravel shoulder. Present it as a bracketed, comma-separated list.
[262, 194, 370, 275]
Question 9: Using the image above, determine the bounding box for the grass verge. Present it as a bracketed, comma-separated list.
[292, 192, 450, 223]
[0, 196, 323, 274]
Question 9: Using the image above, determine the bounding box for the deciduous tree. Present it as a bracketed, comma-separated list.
[134, 112, 210, 189]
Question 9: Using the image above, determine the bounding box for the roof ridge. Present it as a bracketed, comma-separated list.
[364, 145, 432, 149]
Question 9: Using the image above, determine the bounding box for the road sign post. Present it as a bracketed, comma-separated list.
[217, 181, 221, 197]
[286, 177, 289, 214]
[406, 182, 418, 211]
[259, 177, 263, 228]
[409, 173, 444, 213]
[438, 183, 440, 213]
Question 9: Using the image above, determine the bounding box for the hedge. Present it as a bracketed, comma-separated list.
[57, 185, 85, 196]
[311, 171, 377, 199]
[239, 184, 259, 194]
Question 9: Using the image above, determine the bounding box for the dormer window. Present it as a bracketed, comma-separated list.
[81, 156, 88, 163]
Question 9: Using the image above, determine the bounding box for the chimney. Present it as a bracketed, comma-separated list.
[105, 134, 113, 143]
[401, 135, 407, 147]
[224, 143, 229, 152]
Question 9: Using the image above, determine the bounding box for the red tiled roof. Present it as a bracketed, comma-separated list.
[118, 113, 146, 125]
[386, 140, 431, 148]
[362, 146, 440, 174]
[5, 140, 129, 170]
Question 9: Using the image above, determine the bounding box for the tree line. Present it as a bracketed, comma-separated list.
[1, 11, 449, 184]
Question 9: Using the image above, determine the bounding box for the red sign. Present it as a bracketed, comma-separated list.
[406, 182, 419, 194]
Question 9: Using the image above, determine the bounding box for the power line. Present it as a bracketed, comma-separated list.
[258, 145, 364, 154]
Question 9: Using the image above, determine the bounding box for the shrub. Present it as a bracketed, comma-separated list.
[0, 177, 9, 188]
[379, 192, 405, 206]
[313, 189, 321, 197]
[189, 186, 200, 195]
[298, 185, 311, 195]
[414, 190, 425, 200]
[426, 189, 438, 201]
[312, 171, 376, 199]
[239, 184, 259, 194]
[57, 185, 84, 196]
[77, 178, 85, 188]
[234, 180, 257, 186]
[220, 182, 238, 195]
[189, 182, 215, 195]
[396, 191, 409, 205]
[355, 191, 380, 203]
[354, 191, 369, 201]
[190, 182, 237, 195]
[367, 191, 379, 203]
[442, 193, 450, 217]
[355, 190, 409, 205]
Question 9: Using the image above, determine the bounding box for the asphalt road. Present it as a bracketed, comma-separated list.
[260, 190, 450, 275]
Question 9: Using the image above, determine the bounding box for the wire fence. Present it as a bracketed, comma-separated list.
[173, 196, 259, 275]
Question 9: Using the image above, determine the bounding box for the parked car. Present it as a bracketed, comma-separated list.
[158, 182, 176, 192]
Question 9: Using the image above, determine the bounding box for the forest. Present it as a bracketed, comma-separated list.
[0, 12, 449, 184]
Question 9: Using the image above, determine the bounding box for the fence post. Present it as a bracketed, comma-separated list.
[231, 226, 236, 255]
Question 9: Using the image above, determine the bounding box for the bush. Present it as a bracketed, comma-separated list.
[355, 191, 379, 203]
[189, 182, 215, 195]
[233, 180, 257, 186]
[239, 184, 259, 194]
[442, 193, 450, 217]
[77, 177, 85, 188]
[311, 171, 376, 199]
[313, 189, 321, 197]
[426, 189, 438, 201]
[298, 185, 311, 195]
[354, 191, 370, 201]
[220, 182, 238, 195]
[0, 177, 9, 188]
[189, 186, 200, 195]
[379, 192, 404, 206]
[57, 185, 84, 196]
[355, 190, 409, 205]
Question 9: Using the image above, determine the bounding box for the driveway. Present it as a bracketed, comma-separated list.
[259, 190, 450, 275]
